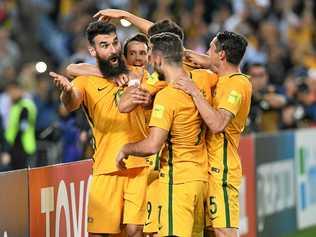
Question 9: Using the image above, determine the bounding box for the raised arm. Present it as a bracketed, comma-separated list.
[49, 72, 83, 112]
[184, 49, 212, 69]
[66, 63, 103, 78]
[94, 9, 154, 34]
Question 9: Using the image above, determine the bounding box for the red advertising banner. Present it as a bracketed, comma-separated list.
[29, 160, 92, 237]
[0, 169, 29, 237]
[239, 135, 256, 237]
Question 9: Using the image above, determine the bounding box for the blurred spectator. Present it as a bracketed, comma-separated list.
[26, 0, 74, 63]
[279, 74, 301, 129]
[58, 105, 83, 163]
[0, 0, 315, 170]
[259, 20, 292, 85]
[296, 82, 316, 123]
[0, 114, 10, 172]
[0, 27, 20, 83]
[4, 81, 37, 170]
[17, 63, 38, 94]
[247, 63, 287, 132]
[33, 74, 59, 136]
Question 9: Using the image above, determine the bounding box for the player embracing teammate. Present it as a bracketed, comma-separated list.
[50, 8, 251, 237]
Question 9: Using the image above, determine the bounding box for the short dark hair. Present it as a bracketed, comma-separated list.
[215, 31, 248, 65]
[86, 21, 116, 45]
[123, 33, 149, 57]
[148, 19, 184, 41]
[150, 32, 183, 65]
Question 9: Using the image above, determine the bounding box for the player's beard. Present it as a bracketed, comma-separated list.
[156, 70, 166, 81]
[153, 62, 166, 81]
[96, 52, 129, 79]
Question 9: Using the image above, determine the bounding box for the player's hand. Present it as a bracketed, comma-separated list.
[130, 87, 152, 106]
[114, 74, 129, 87]
[49, 72, 73, 92]
[174, 76, 200, 97]
[94, 9, 128, 22]
[116, 150, 128, 170]
[184, 49, 210, 69]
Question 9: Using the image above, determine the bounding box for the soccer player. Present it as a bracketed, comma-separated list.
[65, 14, 217, 236]
[49, 21, 152, 237]
[116, 32, 218, 237]
[175, 31, 252, 237]
[67, 33, 150, 78]
[105, 14, 216, 237]
[123, 33, 150, 68]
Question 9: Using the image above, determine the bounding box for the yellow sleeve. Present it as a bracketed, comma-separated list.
[149, 90, 174, 131]
[217, 80, 245, 116]
[71, 76, 86, 97]
[206, 70, 218, 88]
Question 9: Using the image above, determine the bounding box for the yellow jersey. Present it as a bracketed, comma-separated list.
[72, 73, 149, 175]
[149, 69, 218, 184]
[206, 73, 252, 182]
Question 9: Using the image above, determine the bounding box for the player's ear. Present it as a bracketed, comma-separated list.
[219, 50, 226, 61]
[157, 55, 163, 68]
[88, 46, 96, 57]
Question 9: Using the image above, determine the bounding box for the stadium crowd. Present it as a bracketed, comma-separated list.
[0, 0, 315, 171]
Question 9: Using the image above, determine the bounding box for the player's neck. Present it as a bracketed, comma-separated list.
[163, 64, 186, 84]
[217, 63, 240, 78]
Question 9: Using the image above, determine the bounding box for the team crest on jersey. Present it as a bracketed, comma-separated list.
[114, 88, 124, 106]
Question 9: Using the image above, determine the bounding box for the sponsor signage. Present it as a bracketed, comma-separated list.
[28, 160, 92, 237]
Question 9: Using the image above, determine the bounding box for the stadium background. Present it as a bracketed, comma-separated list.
[0, 0, 316, 236]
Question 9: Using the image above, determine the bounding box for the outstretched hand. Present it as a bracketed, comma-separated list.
[49, 72, 73, 92]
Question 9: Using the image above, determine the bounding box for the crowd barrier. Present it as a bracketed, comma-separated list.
[1, 128, 316, 237]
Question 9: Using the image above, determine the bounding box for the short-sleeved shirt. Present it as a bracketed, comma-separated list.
[72, 70, 149, 175]
[149, 69, 218, 184]
[206, 73, 252, 181]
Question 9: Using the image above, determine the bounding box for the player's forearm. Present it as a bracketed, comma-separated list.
[184, 49, 212, 69]
[191, 91, 226, 133]
[60, 89, 81, 112]
[124, 12, 154, 34]
[197, 54, 212, 69]
[66, 63, 103, 77]
[123, 139, 160, 157]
